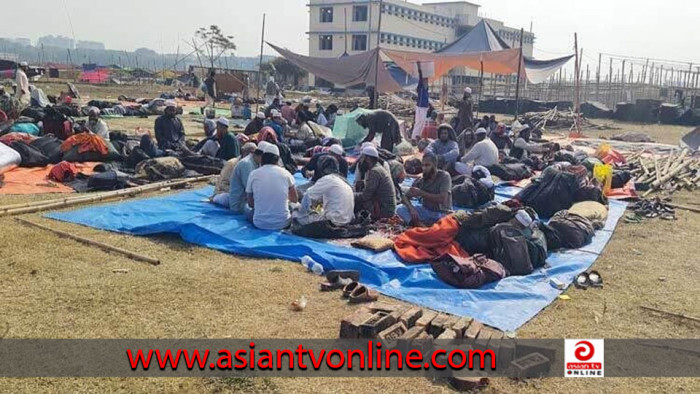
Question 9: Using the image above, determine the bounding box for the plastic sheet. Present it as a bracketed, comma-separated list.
[45, 185, 627, 332]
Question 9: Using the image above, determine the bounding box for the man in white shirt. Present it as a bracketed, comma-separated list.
[295, 156, 354, 226]
[15, 61, 30, 105]
[511, 126, 550, 160]
[246, 143, 298, 230]
[86, 107, 110, 141]
[460, 128, 499, 167]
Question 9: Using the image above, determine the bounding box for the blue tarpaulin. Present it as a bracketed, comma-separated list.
[45, 183, 626, 332]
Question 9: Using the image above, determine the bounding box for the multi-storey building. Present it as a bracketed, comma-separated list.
[307, 0, 534, 87]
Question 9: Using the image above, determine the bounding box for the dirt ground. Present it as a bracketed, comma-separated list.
[0, 82, 698, 393]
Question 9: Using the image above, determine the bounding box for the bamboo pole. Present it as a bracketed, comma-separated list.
[641, 305, 700, 323]
[0, 176, 214, 217]
[16, 218, 161, 265]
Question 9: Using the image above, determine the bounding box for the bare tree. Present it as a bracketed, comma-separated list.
[193, 25, 236, 69]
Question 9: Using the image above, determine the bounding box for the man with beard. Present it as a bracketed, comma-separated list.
[353, 145, 396, 220]
[424, 124, 459, 170]
[397, 153, 452, 227]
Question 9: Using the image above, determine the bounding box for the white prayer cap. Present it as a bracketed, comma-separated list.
[216, 117, 229, 127]
[165, 100, 177, 108]
[329, 144, 344, 156]
[263, 142, 280, 156]
[19, 61, 28, 67]
[475, 127, 488, 135]
[464, 87, 472, 94]
[515, 210, 534, 228]
[361, 145, 379, 158]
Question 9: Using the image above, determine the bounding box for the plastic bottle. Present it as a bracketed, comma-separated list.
[301, 256, 324, 275]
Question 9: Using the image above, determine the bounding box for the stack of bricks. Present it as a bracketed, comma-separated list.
[340, 302, 554, 385]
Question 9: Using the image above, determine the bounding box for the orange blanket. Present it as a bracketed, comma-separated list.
[393, 215, 469, 264]
[0, 163, 98, 195]
[60, 134, 109, 155]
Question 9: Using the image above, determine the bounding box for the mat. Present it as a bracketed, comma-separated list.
[45, 185, 626, 332]
[0, 163, 98, 195]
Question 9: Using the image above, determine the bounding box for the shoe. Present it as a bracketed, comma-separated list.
[320, 276, 354, 292]
[342, 282, 359, 298]
[574, 272, 590, 289]
[348, 285, 379, 304]
[326, 270, 360, 283]
[588, 270, 603, 288]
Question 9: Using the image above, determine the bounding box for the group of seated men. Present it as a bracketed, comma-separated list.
[137, 95, 555, 233]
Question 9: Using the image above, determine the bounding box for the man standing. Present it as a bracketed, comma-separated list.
[246, 143, 298, 230]
[354, 145, 396, 220]
[357, 109, 402, 152]
[15, 61, 30, 106]
[424, 124, 460, 170]
[459, 127, 499, 168]
[456, 87, 474, 133]
[202, 69, 217, 113]
[265, 76, 280, 106]
[398, 153, 452, 227]
[86, 107, 110, 141]
[411, 63, 430, 142]
[229, 142, 266, 214]
[154, 100, 186, 151]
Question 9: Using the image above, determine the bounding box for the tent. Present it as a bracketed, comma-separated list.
[267, 43, 402, 93]
[437, 20, 574, 84]
[332, 108, 371, 147]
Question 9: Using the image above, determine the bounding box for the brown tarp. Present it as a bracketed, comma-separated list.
[381, 47, 524, 82]
[267, 43, 403, 93]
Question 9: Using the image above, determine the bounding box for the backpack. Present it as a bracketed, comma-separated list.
[87, 170, 128, 191]
[430, 253, 507, 289]
[538, 222, 563, 251]
[179, 155, 226, 175]
[526, 227, 548, 269]
[30, 135, 63, 164]
[547, 211, 595, 249]
[125, 147, 151, 169]
[291, 219, 370, 239]
[516, 168, 579, 218]
[487, 163, 532, 181]
[9, 141, 49, 167]
[488, 223, 533, 276]
[452, 177, 494, 209]
[43, 106, 74, 140]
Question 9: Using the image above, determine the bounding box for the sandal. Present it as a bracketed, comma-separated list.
[660, 212, 676, 221]
[320, 276, 354, 292]
[342, 282, 360, 298]
[588, 271, 603, 288]
[348, 285, 379, 304]
[326, 270, 360, 283]
[574, 272, 590, 290]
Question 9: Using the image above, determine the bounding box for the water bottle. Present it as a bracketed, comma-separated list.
[301, 256, 324, 275]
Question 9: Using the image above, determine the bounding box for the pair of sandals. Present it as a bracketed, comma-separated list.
[319, 270, 379, 303]
[575, 270, 603, 289]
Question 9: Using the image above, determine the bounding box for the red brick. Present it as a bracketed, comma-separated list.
[450, 317, 473, 338]
[399, 307, 423, 329]
[339, 309, 375, 339]
[377, 322, 407, 340]
[367, 301, 402, 314]
[510, 352, 551, 378]
[449, 377, 490, 392]
[414, 309, 438, 328]
[359, 312, 397, 339]
[464, 320, 484, 341]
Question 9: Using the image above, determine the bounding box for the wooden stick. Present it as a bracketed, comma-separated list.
[15, 218, 161, 265]
[0, 176, 214, 217]
[654, 156, 661, 183]
[666, 202, 700, 214]
[640, 305, 700, 323]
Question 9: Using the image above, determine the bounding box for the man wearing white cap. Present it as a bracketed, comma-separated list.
[244, 112, 266, 136]
[15, 61, 30, 106]
[154, 100, 186, 151]
[354, 145, 396, 220]
[212, 117, 240, 161]
[303, 144, 348, 182]
[86, 107, 110, 142]
[229, 142, 266, 214]
[460, 127, 499, 167]
[456, 86, 474, 132]
[246, 142, 298, 230]
[264, 109, 288, 141]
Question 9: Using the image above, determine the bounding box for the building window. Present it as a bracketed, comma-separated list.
[320, 7, 333, 23]
[353, 5, 368, 22]
[352, 34, 367, 51]
[319, 35, 333, 51]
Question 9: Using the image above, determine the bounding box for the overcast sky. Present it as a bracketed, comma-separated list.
[3, 0, 699, 72]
